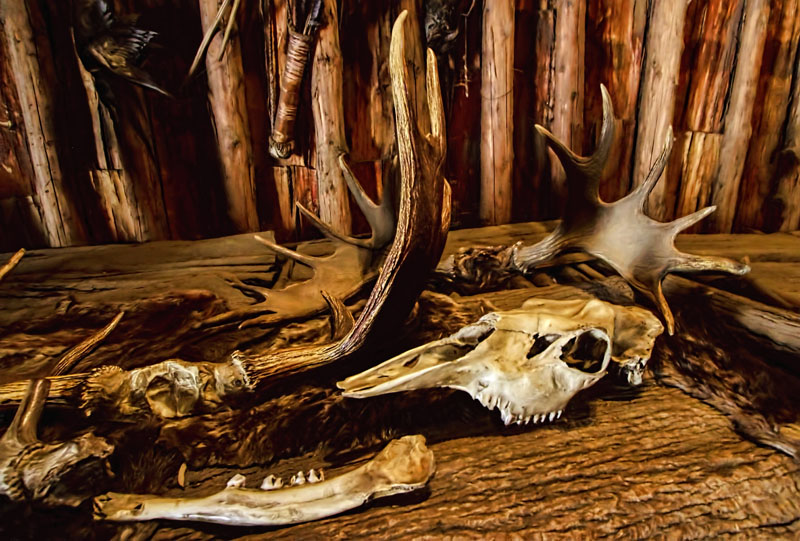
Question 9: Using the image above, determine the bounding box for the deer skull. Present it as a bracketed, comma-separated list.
[338, 297, 662, 425]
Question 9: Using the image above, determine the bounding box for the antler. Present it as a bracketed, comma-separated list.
[510, 85, 749, 334]
[0, 10, 450, 417]
[202, 154, 395, 330]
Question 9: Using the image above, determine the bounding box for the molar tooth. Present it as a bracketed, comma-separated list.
[260, 474, 282, 490]
[308, 469, 321, 483]
[533, 414, 541, 423]
[290, 471, 306, 486]
[226, 473, 246, 488]
[557, 410, 563, 419]
[549, 411, 556, 422]
[525, 416, 531, 425]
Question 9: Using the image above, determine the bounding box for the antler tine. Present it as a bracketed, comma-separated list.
[254, 234, 318, 268]
[426, 48, 446, 160]
[187, 0, 231, 79]
[534, 84, 615, 200]
[0, 248, 25, 282]
[633, 125, 673, 207]
[670, 206, 716, 234]
[390, 11, 417, 183]
[296, 156, 396, 250]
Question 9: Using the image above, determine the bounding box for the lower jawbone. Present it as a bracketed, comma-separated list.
[338, 297, 660, 426]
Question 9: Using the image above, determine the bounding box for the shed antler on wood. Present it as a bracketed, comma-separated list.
[442, 86, 748, 334]
[0, 10, 450, 417]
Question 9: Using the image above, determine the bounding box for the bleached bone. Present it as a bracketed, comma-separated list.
[440, 86, 748, 334]
[94, 434, 435, 527]
[339, 297, 663, 424]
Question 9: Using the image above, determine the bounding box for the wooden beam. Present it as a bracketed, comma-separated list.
[311, 0, 352, 235]
[766, 33, 800, 232]
[630, 0, 689, 220]
[200, 0, 259, 233]
[734, 0, 800, 231]
[479, 0, 514, 225]
[584, 0, 647, 202]
[0, 0, 86, 247]
[707, 0, 770, 233]
[549, 0, 585, 201]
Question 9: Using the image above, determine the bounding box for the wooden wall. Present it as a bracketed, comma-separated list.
[0, 0, 798, 250]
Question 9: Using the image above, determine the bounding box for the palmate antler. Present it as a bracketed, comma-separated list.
[0, 10, 450, 417]
[203, 155, 395, 330]
[441, 86, 748, 334]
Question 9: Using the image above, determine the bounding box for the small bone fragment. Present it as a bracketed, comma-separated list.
[94, 435, 435, 527]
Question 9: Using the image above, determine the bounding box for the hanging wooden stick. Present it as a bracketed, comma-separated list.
[269, 0, 323, 159]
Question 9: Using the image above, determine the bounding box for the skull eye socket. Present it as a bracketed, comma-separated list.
[560, 332, 608, 373]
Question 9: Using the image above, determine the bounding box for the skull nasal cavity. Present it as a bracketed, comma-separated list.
[560, 333, 608, 373]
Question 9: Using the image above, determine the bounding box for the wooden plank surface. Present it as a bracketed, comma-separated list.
[150, 383, 800, 540]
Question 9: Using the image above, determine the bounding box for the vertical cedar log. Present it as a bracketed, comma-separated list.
[200, 0, 259, 232]
[707, 0, 770, 233]
[445, 0, 482, 227]
[74, 53, 143, 242]
[0, 0, 86, 247]
[584, 0, 646, 202]
[530, 4, 556, 219]
[768, 42, 800, 232]
[672, 0, 744, 231]
[341, 3, 394, 162]
[0, 10, 47, 248]
[631, 0, 689, 220]
[735, 0, 800, 231]
[512, 1, 537, 223]
[479, 0, 514, 225]
[311, 0, 352, 235]
[549, 0, 585, 203]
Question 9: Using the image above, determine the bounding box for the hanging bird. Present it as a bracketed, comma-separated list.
[72, 0, 172, 99]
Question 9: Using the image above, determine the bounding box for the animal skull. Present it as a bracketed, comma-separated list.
[338, 297, 663, 425]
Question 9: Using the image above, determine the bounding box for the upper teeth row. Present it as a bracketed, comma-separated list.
[226, 469, 325, 491]
[475, 392, 563, 426]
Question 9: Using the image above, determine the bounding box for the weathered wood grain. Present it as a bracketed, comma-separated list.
[735, 0, 800, 232]
[584, 0, 646, 202]
[150, 384, 800, 540]
[631, 0, 689, 220]
[311, 0, 352, 235]
[199, 0, 259, 233]
[479, 0, 514, 225]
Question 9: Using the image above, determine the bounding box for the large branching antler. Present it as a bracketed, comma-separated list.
[241, 9, 450, 389]
[510, 85, 748, 333]
[440, 86, 748, 334]
[0, 10, 450, 417]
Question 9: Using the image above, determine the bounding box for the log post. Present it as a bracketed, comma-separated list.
[549, 0, 585, 202]
[767, 46, 800, 232]
[734, 0, 800, 232]
[199, 0, 259, 233]
[671, 0, 744, 231]
[0, 0, 85, 247]
[707, 0, 770, 233]
[584, 0, 646, 202]
[74, 54, 143, 242]
[311, 0, 352, 235]
[630, 0, 689, 220]
[479, 0, 514, 225]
